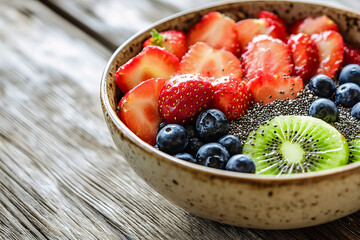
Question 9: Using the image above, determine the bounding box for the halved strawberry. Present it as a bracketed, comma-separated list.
[258, 11, 288, 32]
[247, 71, 303, 104]
[158, 74, 213, 124]
[311, 30, 344, 78]
[287, 33, 319, 81]
[211, 76, 251, 120]
[187, 11, 240, 55]
[143, 29, 187, 59]
[116, 46, 179, 93]
[118, 78, 166, 145]
[241, 35, 293, 82]
[290, 15, 338, 35]
[177, 42, 242, 79]
[343, 43, 360, 66]
[234, 18, 287, 49]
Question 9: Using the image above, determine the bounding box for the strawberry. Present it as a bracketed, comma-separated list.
[211, 76, 251, 120]
[290, 15, 338, 35]
[343, 43, 360, 66]
[158, 74, 213, 124]
[258, 11, 288, 32]
[234, 18, 287, 50]
[187, 11, 240, 55]
[143, 29, 187, 59]
[287, 33, 319, 81]
[241, 35, 293, 82]
[247, 71, 303, 104]
[311, 30, 344, 78]
[116, 46, 179, 93]
[117, 78, 166, 145]
[177, 42, 242, 79]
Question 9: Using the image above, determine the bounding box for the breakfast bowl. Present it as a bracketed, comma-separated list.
[100, 0, 360, 229]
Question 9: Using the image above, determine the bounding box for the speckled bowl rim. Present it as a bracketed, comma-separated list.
[101, 0, 360, 184]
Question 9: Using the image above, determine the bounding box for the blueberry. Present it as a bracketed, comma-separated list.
[225, 154, 256, 173]
[339, 64, 360, 86]
[351, 102, 360, 120]
[308, 74, 335, 98]
[185, 125, 198, 139]
[174, 153, 197, 163]
[196, 109, 229, 141]
[334, 83, 360, 107]
[218, 135, 243, 156]
[196, 143, 230, 169]
[156, 124, 188, 155]
[185, 137, 204, 156]
[309, 98, 339, 123]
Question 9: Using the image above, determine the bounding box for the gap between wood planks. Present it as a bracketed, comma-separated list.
[38, 0, 118, 51]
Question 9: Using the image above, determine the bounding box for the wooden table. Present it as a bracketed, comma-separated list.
[1, 0, 359, 239]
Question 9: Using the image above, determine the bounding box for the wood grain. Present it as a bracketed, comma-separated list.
[0, 0, 359, 239]
[40, 0, 360, 51]
[38, 0, 225, 51]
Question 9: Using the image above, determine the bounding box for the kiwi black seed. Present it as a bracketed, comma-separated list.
[348, 138, 360, 163]
[243, 115, 349, 175]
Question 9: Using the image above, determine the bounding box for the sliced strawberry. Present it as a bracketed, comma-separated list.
[187, 11, 240, 55]
[247, 71, 303, 104]
[177, 42, 242, 79]
[211, 76, 251, 120]
[158, 74, 213, 124]
[311, 30, 344, 78]
[234, 18, 287, 49]
[343, 43, 360, 66]
[242, 35, 293, 81]
[118, 78, 166, 145]
[290, 15, 338, 35]
[258, 11, 288, 32]
[116, 46, 179, 93]
[287, 33, 319, 81]
[143, 29, 187, 59]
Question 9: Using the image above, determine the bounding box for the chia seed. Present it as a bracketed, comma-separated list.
[229, 85, 360, 144]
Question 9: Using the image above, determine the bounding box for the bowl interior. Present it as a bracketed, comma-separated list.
[101, 0, 360, 180]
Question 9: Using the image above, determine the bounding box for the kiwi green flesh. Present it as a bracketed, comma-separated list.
[243, 116, 349, 175]
[349, 138, 360, 163]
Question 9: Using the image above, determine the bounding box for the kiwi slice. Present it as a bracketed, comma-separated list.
[349, 138, 360, 163]
[243, 115, 349, 175]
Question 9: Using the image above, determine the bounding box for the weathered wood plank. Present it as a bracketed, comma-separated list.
[38, 0, 225, 50]
[0, 0, 153, 239]
[40, 0, 360, 51]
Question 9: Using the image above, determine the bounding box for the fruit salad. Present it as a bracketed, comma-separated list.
[115, 11, 360, 176]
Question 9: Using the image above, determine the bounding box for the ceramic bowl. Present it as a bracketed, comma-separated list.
[100, 1, 360, 229]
